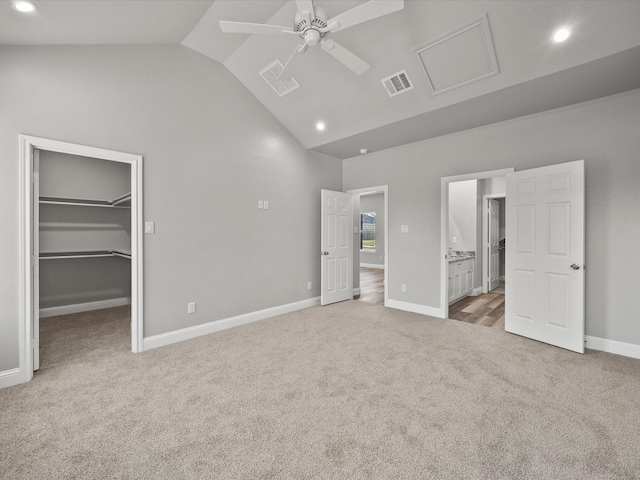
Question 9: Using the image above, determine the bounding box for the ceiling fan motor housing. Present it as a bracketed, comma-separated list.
[294, 5, 329, 46]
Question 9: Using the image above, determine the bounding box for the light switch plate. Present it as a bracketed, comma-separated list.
[263, 200, 269, 210]
[145, 221, 155, 234]
[401, 225, 409, 233]
[258, 200, 263, 209]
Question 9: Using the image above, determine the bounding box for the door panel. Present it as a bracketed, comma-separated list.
[321, 190, 353, 305]
[505, 160, 585, 353]
[488, 198, 500, 291]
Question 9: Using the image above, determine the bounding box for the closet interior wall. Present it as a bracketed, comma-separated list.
[38, 150, 131, 313]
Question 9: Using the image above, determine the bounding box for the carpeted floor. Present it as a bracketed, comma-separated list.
[2, 301, 640, 479]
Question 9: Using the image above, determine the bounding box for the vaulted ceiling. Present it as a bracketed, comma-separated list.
[3, 0, 640, 159]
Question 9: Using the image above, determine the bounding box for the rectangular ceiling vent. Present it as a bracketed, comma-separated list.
[381, 70, 414, 97]
[259, 59, 300, 97]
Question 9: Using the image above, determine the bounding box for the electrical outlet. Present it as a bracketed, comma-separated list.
[187, 302, 196, 314]
[401, 225, 409, 233]
[401, 284, 407, 293]
[452, 236, 457, 244]
[308, 282, 312, 290]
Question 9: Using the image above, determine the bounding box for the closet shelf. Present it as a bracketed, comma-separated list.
[40, 250, 131, 260]
[40, 193, 131, 208]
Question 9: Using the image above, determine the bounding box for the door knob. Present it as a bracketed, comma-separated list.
[570, 263, 581, 270]
[321, 251, 329, 256]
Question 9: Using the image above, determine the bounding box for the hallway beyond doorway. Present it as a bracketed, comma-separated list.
[355, 267, 384, 305]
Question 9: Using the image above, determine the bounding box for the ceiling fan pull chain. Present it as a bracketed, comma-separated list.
[277, 43, 306, 79]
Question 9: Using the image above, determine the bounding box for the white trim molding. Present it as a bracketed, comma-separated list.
[40, 298, 130, 318]
[585, 336, 640, 360]
[386, 299, 443, 318]
[0, 368, 22, 389]
[143, 297, 320, 351]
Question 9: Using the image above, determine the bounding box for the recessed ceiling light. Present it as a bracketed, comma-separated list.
[552, 27, 572, 43]
[316, 121, 326, 131]
[13, 1, 37, 13]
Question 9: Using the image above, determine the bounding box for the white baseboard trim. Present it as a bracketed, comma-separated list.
[585, 335, 640, 360]
[360, 263, 384, 269]
[143, 297, 321, 352]
[0, 368, 21, 389]
[40, 297, 131, 318]
[386, 299, 443, 319]
[353, 288, 361, 296]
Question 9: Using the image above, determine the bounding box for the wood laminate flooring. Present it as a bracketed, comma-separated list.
[449, 292, 505, 329]
[356, 267, 384, 305]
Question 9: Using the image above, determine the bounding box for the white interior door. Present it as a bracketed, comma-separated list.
[505, 160, 585, 353]
[488, 198, 500, 291]
[321, 189, 353, 306]
[32, 149, 40, 371]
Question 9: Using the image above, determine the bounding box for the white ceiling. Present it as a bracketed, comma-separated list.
[3, 0, 640, 159]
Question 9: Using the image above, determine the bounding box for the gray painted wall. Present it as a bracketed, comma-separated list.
[359, 193, 385, 267]
[344, 89, 640, 346]
[0, 45, 342, 371]
[448, 180, 476, 252]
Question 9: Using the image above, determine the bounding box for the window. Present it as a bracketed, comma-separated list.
[360, 212, 376, 252]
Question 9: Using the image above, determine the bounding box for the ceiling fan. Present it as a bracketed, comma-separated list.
[219, 0, 404, 75]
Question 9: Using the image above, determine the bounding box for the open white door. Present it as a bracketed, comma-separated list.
[32, 149, 40, 371]
[488, 198, 501, 292]
[505, 160, 585, 353]
[321, 189, 353, 306]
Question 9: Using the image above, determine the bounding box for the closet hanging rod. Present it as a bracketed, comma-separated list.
[39, 194, 132, 208]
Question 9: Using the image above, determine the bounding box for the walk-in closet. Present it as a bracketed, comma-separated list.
[36, 149, 132, 369]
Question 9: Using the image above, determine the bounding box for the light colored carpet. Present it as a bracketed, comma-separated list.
[2, 301, 640, 479]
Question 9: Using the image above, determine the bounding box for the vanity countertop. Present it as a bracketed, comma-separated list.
[449, 255, 474, 262]
[448, 251, 475, 262]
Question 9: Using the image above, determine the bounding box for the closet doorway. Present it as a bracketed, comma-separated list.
[19, 135, 143, 384]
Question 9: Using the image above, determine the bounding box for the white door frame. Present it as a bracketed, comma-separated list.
[482, 193, 505, 294]
[19, 135, 144, 384]
[347, 185, 389, 307]
[440, 169, 513, 319]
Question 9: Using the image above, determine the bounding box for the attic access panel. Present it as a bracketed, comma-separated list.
[414, 13, 499, 96]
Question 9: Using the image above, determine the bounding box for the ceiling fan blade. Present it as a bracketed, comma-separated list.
[219, 21, 295, 36]
[326, 0, 404, 33]
[295, 0, 316, 21]
[320, 39, 370, 75]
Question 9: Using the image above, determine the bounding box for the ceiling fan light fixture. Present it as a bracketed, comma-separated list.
[13, 1, 36, 13]
[552, 27, 572, 43]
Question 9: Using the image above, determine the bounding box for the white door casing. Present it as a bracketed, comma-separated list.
[488, 198, 500, 292]
[505, 160, 585, 353]
[32, 150, 40, 371]
[321, 189, 353, 306]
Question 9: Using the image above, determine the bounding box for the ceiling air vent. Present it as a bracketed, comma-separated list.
[259, 59, 300, 97]
[381, 70, 414, 97]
